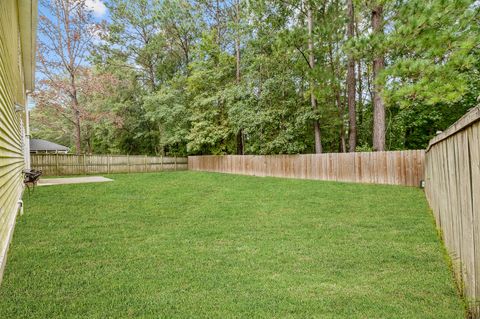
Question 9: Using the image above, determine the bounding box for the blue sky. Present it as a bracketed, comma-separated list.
[85, 0, 108, 19]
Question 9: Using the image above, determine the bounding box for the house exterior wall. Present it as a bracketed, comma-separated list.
[0, 0, 36, 283]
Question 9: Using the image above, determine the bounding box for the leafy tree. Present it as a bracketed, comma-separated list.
[33, 0, 480, 155]
[37, 0, 101, 153]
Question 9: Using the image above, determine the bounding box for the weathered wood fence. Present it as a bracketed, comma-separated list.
[31, 154, 188, 176]
[189, 150, 425, 186]
[425, 106, 480, 316]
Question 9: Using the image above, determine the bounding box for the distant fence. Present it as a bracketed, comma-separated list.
[189, 150, 425, 187]
[31, 154, 188, 176]
[425, 106, 480, 316]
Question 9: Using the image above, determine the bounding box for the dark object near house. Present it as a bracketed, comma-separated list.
[30, 139, 69, 154]
[23, 169, 42, 192]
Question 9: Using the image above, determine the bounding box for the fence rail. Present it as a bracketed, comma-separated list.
[425, 106, 480, 316]
[189, 150, 425, 187]
[31, 154, 188, 176]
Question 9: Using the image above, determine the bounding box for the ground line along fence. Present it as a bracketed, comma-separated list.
[31, 154, 188, 176]
[425, 105, 480, 317]
[188, 150, 425, 187]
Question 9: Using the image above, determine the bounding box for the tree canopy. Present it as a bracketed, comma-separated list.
[33, 0, 480, 155]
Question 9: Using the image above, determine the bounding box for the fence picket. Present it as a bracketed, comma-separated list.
[188, 150, 425, 187]
[31, 154, 188, 176]
[425, 106, 480, 316]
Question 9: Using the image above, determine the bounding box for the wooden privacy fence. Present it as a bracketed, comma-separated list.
[31, 154, 188, 176]
[189, 150, 425, 186]
[425, 106, 480, 316]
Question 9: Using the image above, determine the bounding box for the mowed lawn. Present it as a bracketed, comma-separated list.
[0, 172, 465, 318]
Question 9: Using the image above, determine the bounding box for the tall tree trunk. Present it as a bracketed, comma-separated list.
[235, 37, 244, 155]
[337, 92, 346, 152]
[347, 0, 356, 152]
[143, 34, 156, 91]
[328, 42, 347, 153]
[372, 5, 386, 151]
[355, 18, 364, 128]
[73, 110, 81, 154]
[148, 62, 156, 91]
[215, 0, 221, 45]
[86, 134, 92, 154]
[236, 130, 243, 155]
[307, 4, 322, 154]
[235, 39, 240, 82]
[235, 0, 244, 155]
[71, 76, 82, 154]
[328, 41, 345, 153]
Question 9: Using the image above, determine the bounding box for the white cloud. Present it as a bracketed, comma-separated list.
[85, 0, 107, 18]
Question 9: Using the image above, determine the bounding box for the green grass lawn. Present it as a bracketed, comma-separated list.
[0, 172, 465, 318]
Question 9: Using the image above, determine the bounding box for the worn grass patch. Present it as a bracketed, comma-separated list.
[0, 171, 465, 318]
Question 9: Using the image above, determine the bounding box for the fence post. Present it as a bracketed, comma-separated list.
[161, 155, 163, 171]
[107, 155, 110, 174]
[83, 154, 86, 175]
[144, 155, 147, 172]
[55, 153, 59, 176]
[174, 156, 177, 171]
[127, 154, 130, 173]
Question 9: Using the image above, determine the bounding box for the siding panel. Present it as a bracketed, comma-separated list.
[0, 0, 27, 284]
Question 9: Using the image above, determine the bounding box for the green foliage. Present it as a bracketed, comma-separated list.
[383, 0, 479, 107]
[186, 31, 236, 154]
[33, 0, 480, 154]
[144, 77, 191, 155]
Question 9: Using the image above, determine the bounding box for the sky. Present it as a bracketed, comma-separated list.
[85, 0, 108, 19]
